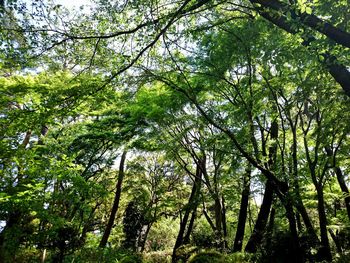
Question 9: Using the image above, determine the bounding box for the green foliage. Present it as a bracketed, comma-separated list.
[122, 201, 145, 250]
[191, 217, 216, 248]
[145, 218, 179, 251]
[119, 254, 143, 263]
[142, 250, 172, 263]
[63, 247, 140, 263]
[174, 244, 198, 263]
[224, 252, 253, 263]
[187, 251, 224, 263]
[334, 253, 350, 263]
[186, 251, 253, 263]
[1, 0, 350, 262]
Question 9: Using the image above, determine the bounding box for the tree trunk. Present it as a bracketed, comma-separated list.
[245, 118, 278, 253]
[293, 193, 319, 242]
[172, 160, 203, 262]
[99, 151, 127, 248]
[214, 197, 222, 235]
[290, 124, 319, 244]
[203, 202, 216, 233]
[221, 196, 228, 249]
[267, 207, 275, 239]
[245, 179, 273, 253]
[335, 167, 350, 221]
[328, 228, 342, 254]
[139, 223, 153, 252]
[233, 166, 251, 252]
[41, 249, 47, 263]
[283, 195, 302, 263]
[265, 207, 275, 259]
[315, 184, 332, 261]
[183, 210, 196, 244]
[212, 195, 226, 249]
[296, 212, 302, 232]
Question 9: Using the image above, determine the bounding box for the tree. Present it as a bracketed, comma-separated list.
[3, 1, 349, 97]
[99, 151, 127, 248]
[1, 1, 350, 262]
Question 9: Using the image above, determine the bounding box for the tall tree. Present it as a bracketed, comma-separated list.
[99, 151, 127, 248]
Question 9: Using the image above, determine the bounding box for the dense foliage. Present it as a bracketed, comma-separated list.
[1, 0, 350, 262]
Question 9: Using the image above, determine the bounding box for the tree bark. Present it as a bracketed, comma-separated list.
[233, 166, 251, 252]
[172, 159, 203, 262]
[328, 228, 342, 254]
[139, 223, 153, 252]
[203, 203, 216, 233]
[265, 207, 275, 258]
[335, 167, 350, 221]
[221, 196, 228, 249]
[183, 210, 196, 244]
[290, 127, 319, 243]
[99, 151, 127, 248]
[315, 184, 332, 261]
[283, 195, 302, 263]
[245, 119, 277, 253]
[214, 197, 222, 236]
[245, 179, 274, 253]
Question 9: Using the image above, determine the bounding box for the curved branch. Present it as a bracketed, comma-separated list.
[250, 0, 350, 48]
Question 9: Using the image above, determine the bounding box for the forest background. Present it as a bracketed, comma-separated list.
[1, 0, 350, 262]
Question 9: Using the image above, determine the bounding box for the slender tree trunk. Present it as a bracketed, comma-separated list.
[335, 167, 350, 221]
[214, 197, 222, 235]
[328, 228, 342, 254]
[245, 179, 273, 253]
[99, 151, 127, 248]
[203, 202, 216, 232]
[290, 125, 319, 244]
[296, 212, 302, 232]
[183, 210, 196, 244]
[41, 249, 47, 263]
[139, 223, 153, 252]
[265, 207, 275, 259]
[245, 118, 277, 253]
[283, 195, 302, 262]
[212, 195, 225, 249]
[315, 184, 332, 261]
[172, 160, 203, 262]
[267, 207, 275, 240]
[221, 196, 228, 249]
[233, 166, 251, 252]
[294, 195, 319, 240]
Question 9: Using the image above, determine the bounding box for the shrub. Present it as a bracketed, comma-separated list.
[224, 252, 252, 263]
[187, 251, 253, 263]
[142, 250, 172, 263]
[144, 218, 178, 251]
[119, 254, 142, 263]
[187, 251, 224, 263]
[62, 247, 139, 263]
[334, 252, 350, 263]
[174, 244, 198, 263]
[191, 218, 216, 248]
